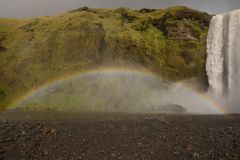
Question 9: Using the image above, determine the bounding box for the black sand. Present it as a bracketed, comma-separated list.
[0, 111, 240, 160]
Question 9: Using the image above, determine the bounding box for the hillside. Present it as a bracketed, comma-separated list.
[0, 6, 211, 109]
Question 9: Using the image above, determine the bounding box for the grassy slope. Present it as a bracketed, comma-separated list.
[0, 6, 211, 109]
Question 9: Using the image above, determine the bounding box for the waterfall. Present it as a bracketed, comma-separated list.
[206, 9, 240, 98]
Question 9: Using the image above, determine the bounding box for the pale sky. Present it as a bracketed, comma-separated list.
[0, 0, 239, 18]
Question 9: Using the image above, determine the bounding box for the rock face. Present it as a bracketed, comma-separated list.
[206, 9, 240, 97]
[165, 23, 195, 40]
[162, 104, 187, 113]
[0, 32, 7, 52]
[0, 6, 211, 109]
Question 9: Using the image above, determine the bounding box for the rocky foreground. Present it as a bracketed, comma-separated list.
[0, 111, 240, 160]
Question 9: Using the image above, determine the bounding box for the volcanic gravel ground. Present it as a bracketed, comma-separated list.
[0, 111, 240, 160]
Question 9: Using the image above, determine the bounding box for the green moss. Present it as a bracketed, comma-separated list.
[0, 6, 211, 109]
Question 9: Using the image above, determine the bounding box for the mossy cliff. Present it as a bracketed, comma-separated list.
[0, 6, 211, 109]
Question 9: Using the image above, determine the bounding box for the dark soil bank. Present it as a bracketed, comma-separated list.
[0, 111, 240, 160]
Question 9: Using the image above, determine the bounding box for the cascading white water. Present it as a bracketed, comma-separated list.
[206, 9, 240, 98]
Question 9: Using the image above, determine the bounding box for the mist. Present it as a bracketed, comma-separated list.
[11, 70, 223, 114]
[209, 90, 240, 114]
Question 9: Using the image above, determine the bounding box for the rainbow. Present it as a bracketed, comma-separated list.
[176, 82, 226, 114]
[8, 66, 226, 114]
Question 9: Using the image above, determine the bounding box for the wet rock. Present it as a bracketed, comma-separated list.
[42, 127, 49, 134]
[2, 120, 8, 124]
[50, 128, 57, 135]
[186, 144, 193, 151]
[192, 152, 200, 158]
